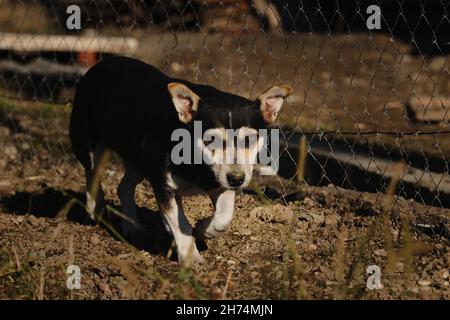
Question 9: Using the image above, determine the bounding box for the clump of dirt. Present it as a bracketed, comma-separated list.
[1, 157, 449, 299]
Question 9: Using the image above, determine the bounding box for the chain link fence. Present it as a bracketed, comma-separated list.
[0, 1, 449, 216]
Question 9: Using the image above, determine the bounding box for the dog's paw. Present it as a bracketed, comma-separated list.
[179, 250, 205, 268]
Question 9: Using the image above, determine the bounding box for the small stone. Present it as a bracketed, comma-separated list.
[374, 249, 387, 257]
[227, 260, 236, 266]
[91, 234, 101, 245]
[308, 244, 317, 251]
[325, 215, 338, 226]
[418, 280, 432, 287]
[4, 145, 18, 159]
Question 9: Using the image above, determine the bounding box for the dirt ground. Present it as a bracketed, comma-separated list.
[0, 99, 449, 300]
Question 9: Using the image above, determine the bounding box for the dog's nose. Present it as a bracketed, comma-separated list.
[226, 172, 245, 187]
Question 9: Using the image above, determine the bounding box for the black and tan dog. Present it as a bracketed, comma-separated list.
[69, 56, 292, 265]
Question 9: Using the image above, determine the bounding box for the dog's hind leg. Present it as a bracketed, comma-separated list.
[118, 163, 143, 240]
[195, 190, 235, 239]
[85, 144, 108, 221]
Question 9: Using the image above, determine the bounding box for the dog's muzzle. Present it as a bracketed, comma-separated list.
[226, 172, 245, 188]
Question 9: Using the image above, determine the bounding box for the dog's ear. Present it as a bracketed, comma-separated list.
[257, 84, 293, 124]
[167, 82, 200, 124]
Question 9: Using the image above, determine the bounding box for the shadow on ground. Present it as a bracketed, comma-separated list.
[0, 187, 211, 260]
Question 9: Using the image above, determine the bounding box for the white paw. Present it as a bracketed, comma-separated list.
[178, 246, 205, 267]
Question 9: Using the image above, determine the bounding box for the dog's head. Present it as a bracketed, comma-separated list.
[168, 82, 293, 190]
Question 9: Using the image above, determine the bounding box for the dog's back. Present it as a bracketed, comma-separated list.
[70, 56, 178, 173]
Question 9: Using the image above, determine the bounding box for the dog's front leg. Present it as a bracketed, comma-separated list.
[159, 193, 204, 266]
[195, 190, 235, 239]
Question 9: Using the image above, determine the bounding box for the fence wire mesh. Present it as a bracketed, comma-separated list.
[0, 2, 449, 241]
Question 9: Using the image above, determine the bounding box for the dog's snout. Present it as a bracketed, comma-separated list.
[226, 172, 245, 188]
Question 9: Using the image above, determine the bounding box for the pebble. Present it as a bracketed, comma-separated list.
[418, 280, 432, 287]
[4, 145, 18, 159]
[374, 249, 387, 257]
[91, 234, 101, 245]
[325, 215, 338, 226]
[227, 260, 236, 266]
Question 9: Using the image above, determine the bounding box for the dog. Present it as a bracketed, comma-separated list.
[69, 56, 292, 265]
